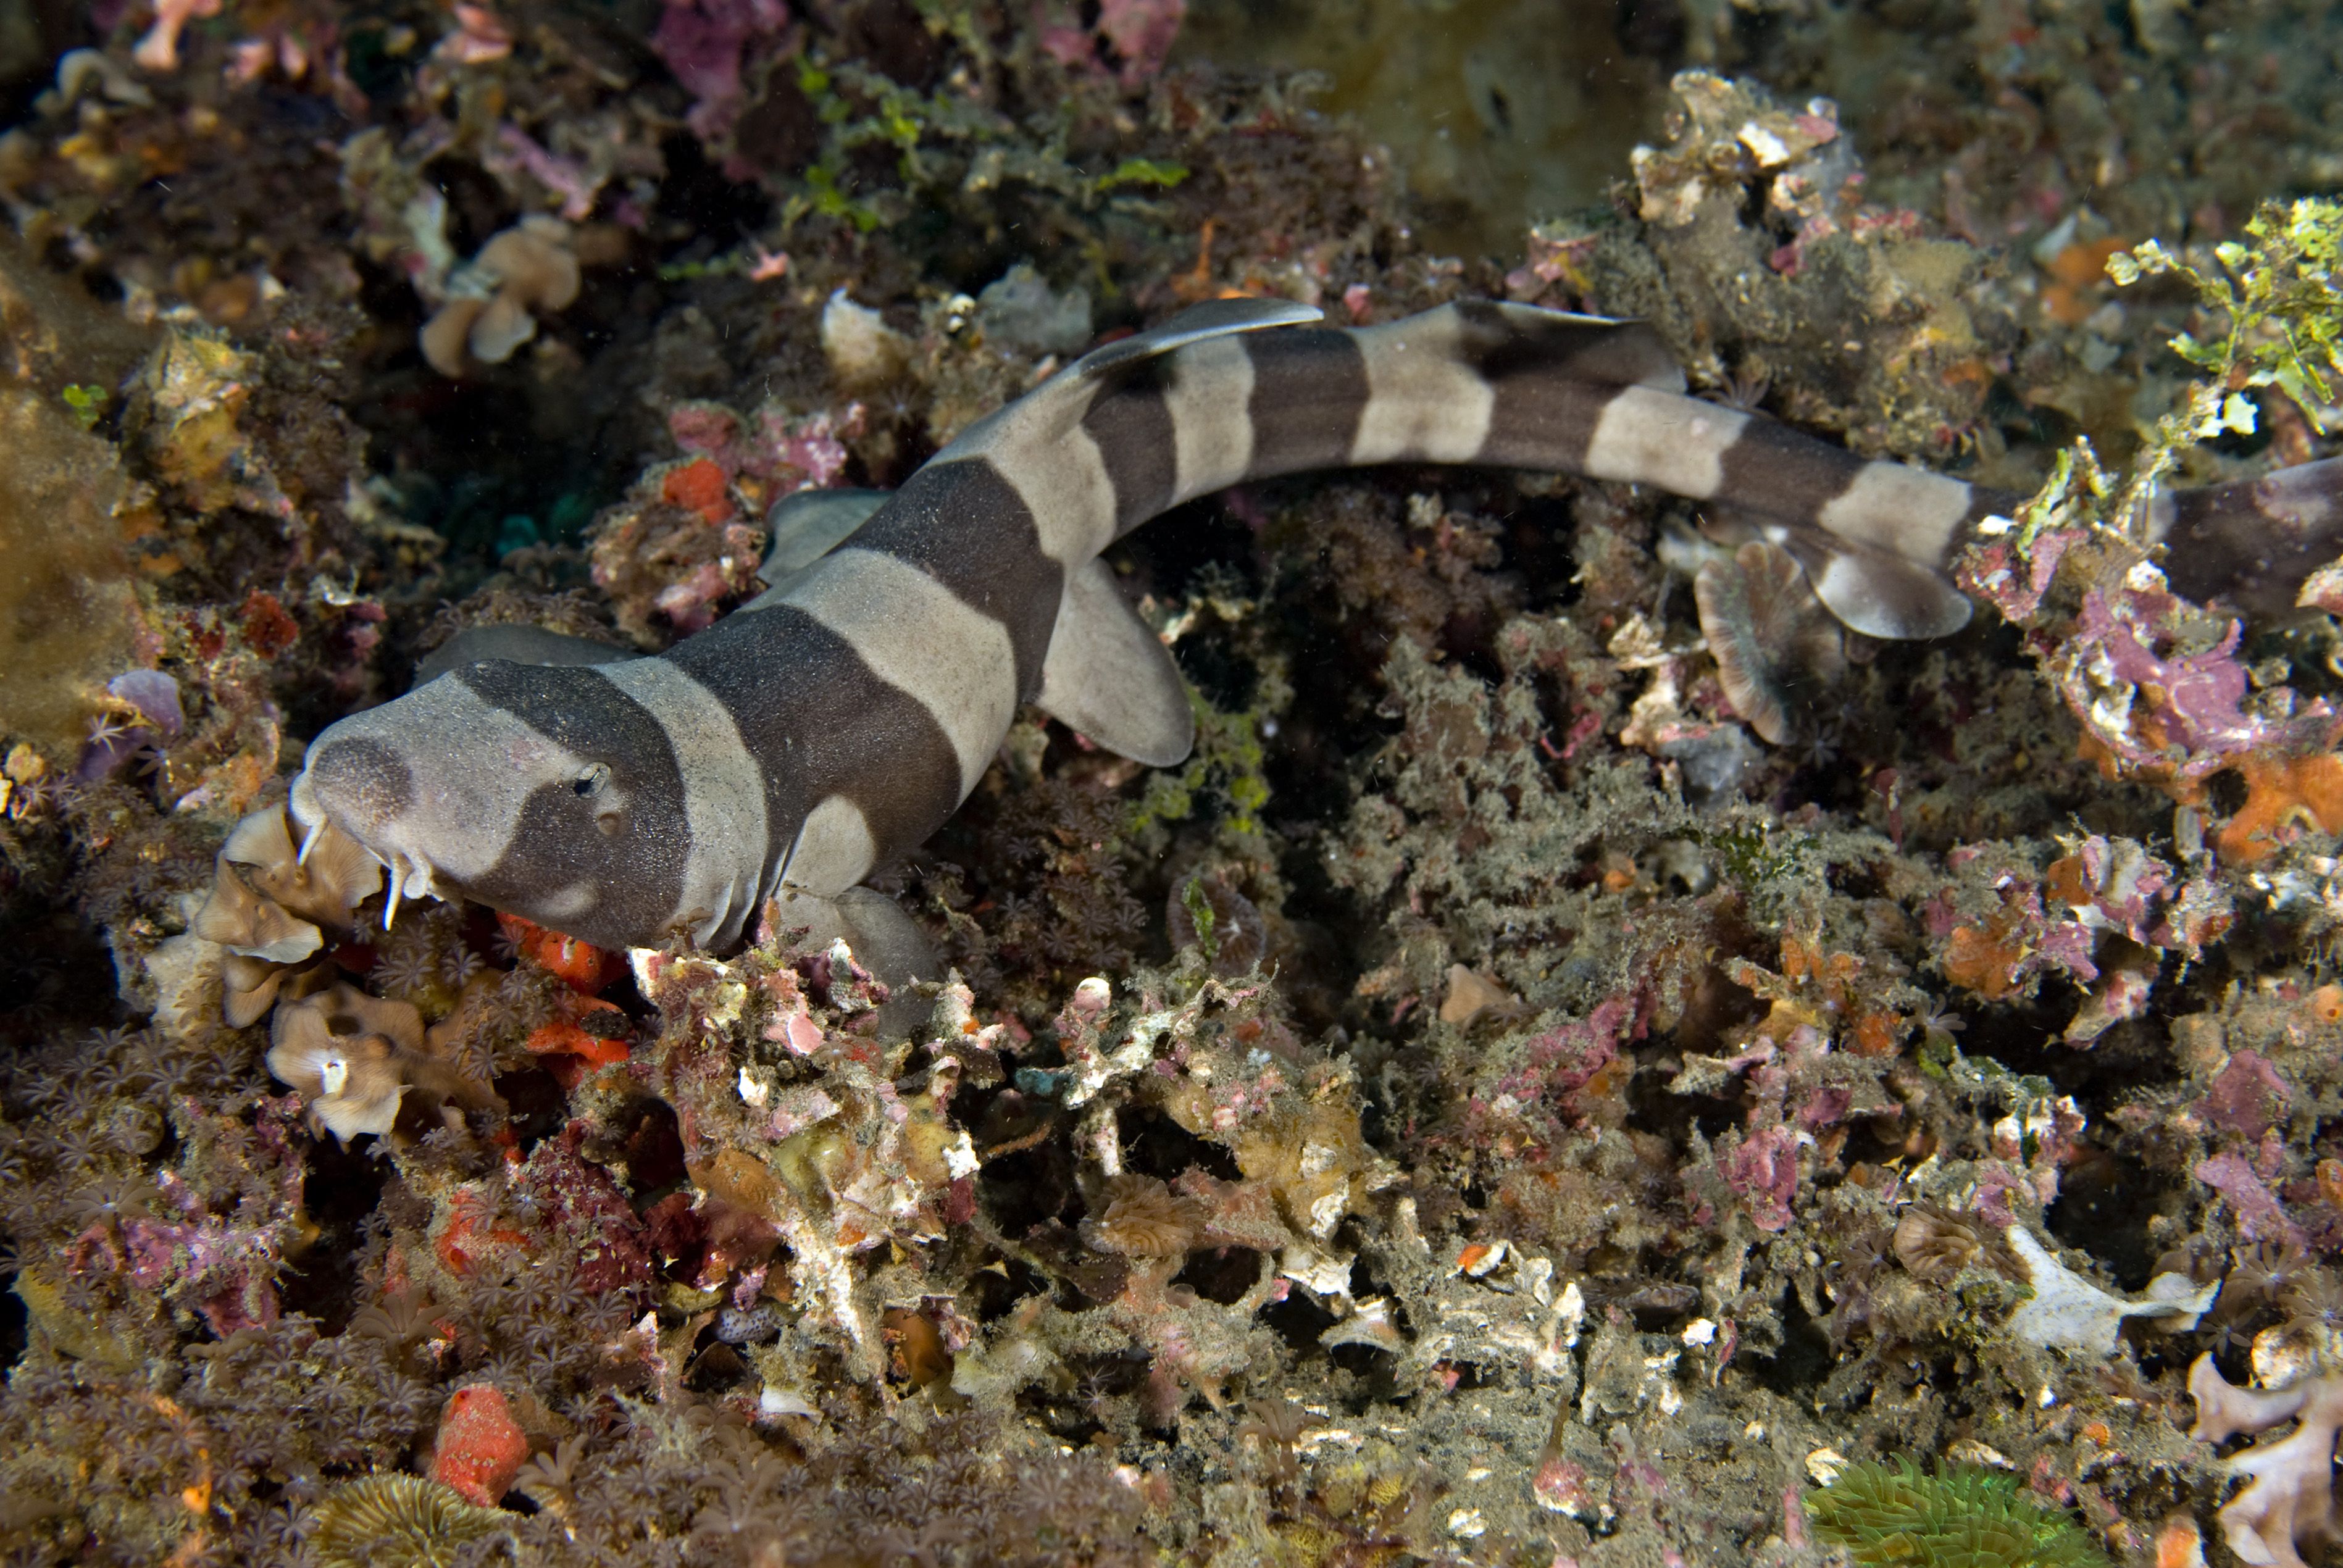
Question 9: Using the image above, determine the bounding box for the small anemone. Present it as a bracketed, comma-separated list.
[1692, 540, 1845, 746]
[1892, 1205, 2016, 1285]
[1082, 1174, 1202, 1258]
[1166, 871, 1267, 976]
[307, 1474, 506, 1568]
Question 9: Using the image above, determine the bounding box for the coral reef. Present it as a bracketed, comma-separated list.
[1, 1, 2342, 1565]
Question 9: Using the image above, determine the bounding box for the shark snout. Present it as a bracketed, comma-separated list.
[297, 731, 418, 844]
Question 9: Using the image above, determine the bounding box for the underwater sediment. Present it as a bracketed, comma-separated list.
[1, 1, 2342, 1564]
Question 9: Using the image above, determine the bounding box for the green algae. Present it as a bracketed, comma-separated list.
[2028, 196, 2343, 545]
[1129, 687, 1276, 845]
[2111, 197, 2343, 420]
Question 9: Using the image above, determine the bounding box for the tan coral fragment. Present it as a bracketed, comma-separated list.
[1439, 964, 1514, 1027]
[420, 217, 581, 377]
[194, 802, 381, 1025]
[268, 983, 422, 1143]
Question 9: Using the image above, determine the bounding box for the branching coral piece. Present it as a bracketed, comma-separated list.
[2003, 1226, 2215, 1354]
[2187, 1354, 2343, 1568]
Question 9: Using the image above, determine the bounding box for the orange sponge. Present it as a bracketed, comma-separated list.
[430, 1384, 530, 1506]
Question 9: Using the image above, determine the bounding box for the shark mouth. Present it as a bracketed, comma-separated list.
[288, 767, 441, 930]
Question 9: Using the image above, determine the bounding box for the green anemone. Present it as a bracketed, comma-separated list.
[1806, 1461, 2109, 1568]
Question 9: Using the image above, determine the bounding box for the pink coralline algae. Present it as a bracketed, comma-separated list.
[669, 399, 861, 494]
[1717, 1122, 1802, 1232]
[1097, 0, 1186, 81]
[1932, 835, 2232, 1041]
[1483, 995, 1635, 1136]
[2060, 585, 2331, 779]
[653, 0, 791, 140]
[1956, 529, 2075, 627]
[2200, 1050, 2294, 1141]
[1040, 0, 1187, 88]
[2194, 1151, 2308, 1249]
[74, 1101, 312, 1337]
[117, 1199, 284, 1337]
[507, 1131, 658, 1296]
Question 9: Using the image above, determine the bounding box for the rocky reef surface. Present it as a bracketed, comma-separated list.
[1, 1, 2342, 1565]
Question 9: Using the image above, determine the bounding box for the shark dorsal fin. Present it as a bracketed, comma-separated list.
[411, 624, 633, 688]
[758, 486, 892, 586]
[1074, 296, 1324, 382]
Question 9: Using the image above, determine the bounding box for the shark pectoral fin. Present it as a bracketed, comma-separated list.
[411, 625, 633, 688]
[835, 886, 941, 1041]
[1035, 558, 1195, 766]
[759, 486, 893, 584]
[766, 885, 937, 1039]
[835, 885, 940, 986]
[1776, 527, 1974, 641]
[1074, 295, 1326, 381]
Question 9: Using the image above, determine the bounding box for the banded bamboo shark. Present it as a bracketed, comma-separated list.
[289, 297, 2343, 975]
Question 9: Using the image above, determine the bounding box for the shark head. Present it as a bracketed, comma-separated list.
[291, 659, 708, 951]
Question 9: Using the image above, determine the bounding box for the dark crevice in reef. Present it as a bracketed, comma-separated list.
[2047, 1146, 2182, 1293]
[277, 1137, 387, 1333]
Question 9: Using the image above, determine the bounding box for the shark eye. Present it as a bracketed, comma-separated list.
[572, 763, 610, 798]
